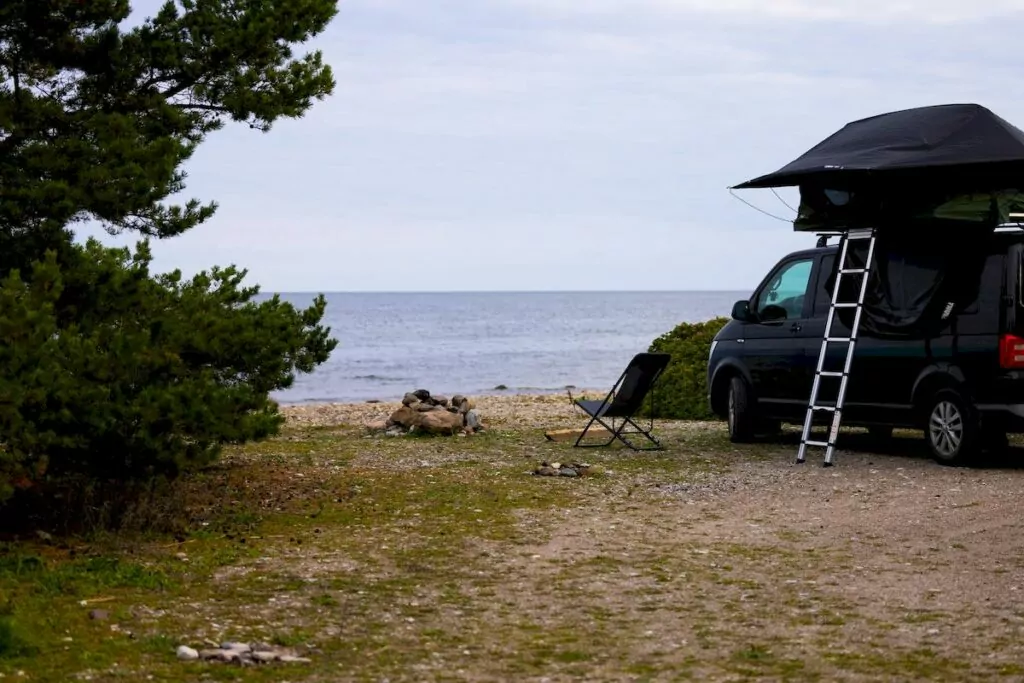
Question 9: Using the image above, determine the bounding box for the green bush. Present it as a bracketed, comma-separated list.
[0, 240, 336, 503]
[645, 317, 730, 420]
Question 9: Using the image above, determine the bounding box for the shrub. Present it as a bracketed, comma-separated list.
[645, 317, 730, 420]
[0, 240, 336, 503]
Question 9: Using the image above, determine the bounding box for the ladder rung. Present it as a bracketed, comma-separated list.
[847, 230, 875, 240]
[832, 302, 859, 308]
[817, 371, 844, 377]
[825, 337, 853, 343]
[839, 268, 867, 274]
[803, 440, 831, 448]
[811, 405, 837, 412]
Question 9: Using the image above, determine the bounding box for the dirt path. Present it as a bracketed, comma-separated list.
[475, 434, 1024, 681]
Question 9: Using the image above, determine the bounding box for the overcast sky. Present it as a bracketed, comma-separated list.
[80, 0, 1024, 293]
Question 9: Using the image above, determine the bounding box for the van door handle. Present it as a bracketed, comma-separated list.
[790, 323, 802, 333]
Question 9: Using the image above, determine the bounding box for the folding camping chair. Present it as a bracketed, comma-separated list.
[573, 352, 671, 451]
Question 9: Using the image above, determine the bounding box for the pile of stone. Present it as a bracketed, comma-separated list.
[176, 641, 311, 665]
[371, 389, 485, 436]
[533, 461, 594, 478]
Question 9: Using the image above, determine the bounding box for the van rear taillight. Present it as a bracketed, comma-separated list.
[1000, 334, 1024, 368]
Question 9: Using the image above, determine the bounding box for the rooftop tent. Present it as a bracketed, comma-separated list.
[734, 103, 1024, 192]
[733, 103, 1024, 232]
[732, 103, 1024, 339]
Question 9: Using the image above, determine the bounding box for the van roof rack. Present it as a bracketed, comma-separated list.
[815, 232, 844, 247]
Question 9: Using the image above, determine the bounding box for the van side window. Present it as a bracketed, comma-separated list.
[754, 257, 813, 321]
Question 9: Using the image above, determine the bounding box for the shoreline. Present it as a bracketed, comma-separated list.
[278, 389, 609, 430]
[273, 386, 599, 408]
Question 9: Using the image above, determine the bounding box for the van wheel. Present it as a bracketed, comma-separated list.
[924, 388, 980, 466]
[727, 376, 756, 443]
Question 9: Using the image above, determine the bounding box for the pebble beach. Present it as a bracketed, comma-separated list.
[279, 390, 609, 431]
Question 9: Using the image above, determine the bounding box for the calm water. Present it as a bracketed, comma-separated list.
[267, 291, 745, 405]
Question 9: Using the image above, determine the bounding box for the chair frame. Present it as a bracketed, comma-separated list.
[572, 352, 670, 451]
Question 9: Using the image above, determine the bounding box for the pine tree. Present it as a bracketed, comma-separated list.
[0, 1, 341, 500]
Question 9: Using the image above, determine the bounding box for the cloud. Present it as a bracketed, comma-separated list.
[75, 0, 1024, 293]
[497, 0, 1024, 24]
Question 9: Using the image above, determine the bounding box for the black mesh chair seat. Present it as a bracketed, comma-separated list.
[573, 352, 671, 451]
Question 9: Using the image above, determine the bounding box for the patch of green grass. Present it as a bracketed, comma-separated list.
[902, 610, 945, 624]
[735, 643, 773, 661]
[0, 552, 173, 597]
[824, 647, 973, 679]
[0, 616, 36, 659]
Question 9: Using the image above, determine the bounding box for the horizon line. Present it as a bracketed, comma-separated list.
[258, 288, 754, 295]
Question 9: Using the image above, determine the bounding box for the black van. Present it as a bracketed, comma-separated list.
[706, 229, 1024, 465]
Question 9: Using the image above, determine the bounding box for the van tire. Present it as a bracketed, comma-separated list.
[727, 376, 756, 443]
[923, 388, 980, 466]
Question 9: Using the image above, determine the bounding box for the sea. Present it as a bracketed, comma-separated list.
[267, 291, 747, 405]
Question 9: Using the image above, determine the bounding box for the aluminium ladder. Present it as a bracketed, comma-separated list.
[797, 228, 877, 467]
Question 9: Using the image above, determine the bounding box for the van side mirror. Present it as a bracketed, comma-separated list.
[731, 300, 753, 322]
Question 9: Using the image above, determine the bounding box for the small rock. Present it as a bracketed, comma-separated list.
[494, 384, 509, 391]
[412, 389, 431, 402]
[465, 410, 482, 431]
[365, 419, 388, 433]
[251, 651, 277, 663]
[559, 468, 579, 477]
[221, 642, 252, 653]
[199, 649, 224, 660]
[35, 530, 53, 543]
[387, 405, 421, 429]
[176, 646, 199, 661]
[451, 395, 474, 414]
[365, 399, 382, 404]
[550, 462, 561, 470]
[401, 393, 420, 406]
[432, 395, 450, 407]
[415, 402, 436, 412]
[535, 467, 557, 477]
[418, 410, 464, 435]
[279, 655, 313, 663]
[88, 609, 109, 621]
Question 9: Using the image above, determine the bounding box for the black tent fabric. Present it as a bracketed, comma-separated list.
[823, 223, 991, 339]
[734, 103, 1024, 191]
